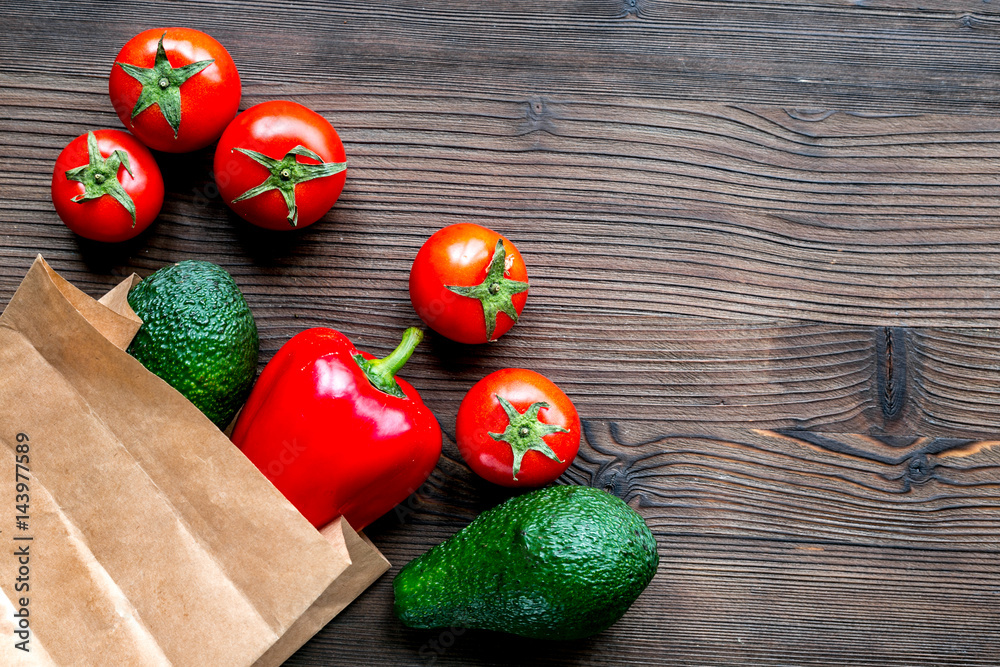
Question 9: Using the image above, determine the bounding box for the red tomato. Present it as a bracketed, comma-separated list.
[409, 223, 528, 344]
[51, 129, 164, 243]
[109, 27, 241, 153]
[456, 368, 580, 487]
[214, 100, 347, 230]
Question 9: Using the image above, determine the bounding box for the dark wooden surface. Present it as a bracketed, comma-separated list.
[4, 1, 1000, 665]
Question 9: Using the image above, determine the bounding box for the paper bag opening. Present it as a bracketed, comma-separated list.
[0, 257, 388, 666]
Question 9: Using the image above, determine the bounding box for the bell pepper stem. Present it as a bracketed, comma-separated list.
[370, 327, 423, 378]
[354, 327, 424, 398]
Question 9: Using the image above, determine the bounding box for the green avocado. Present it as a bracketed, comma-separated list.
[393, 485, 658, 640]
[127, 260, 258, 429]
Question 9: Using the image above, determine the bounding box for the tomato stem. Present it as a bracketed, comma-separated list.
[64, 131, 138, 227]
[115, 33, 214, 139]
[444, 239, 529, 341]
[489, 395, 569, 480]
[231, 144, 346, 227]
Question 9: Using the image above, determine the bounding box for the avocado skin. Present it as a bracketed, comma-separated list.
[393, 485, 658, 640]
[127, 261, 259, 429]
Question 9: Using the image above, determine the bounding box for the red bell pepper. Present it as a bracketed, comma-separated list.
[230, 327, 441, 531]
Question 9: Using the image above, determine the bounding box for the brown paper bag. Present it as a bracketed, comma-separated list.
[0, 257, 389, 666]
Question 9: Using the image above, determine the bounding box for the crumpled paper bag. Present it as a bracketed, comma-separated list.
[0, 257, 388, 666]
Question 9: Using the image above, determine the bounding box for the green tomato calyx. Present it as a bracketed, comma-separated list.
[231, 144, 347, 228]
[489, 395, 568, 480]
[64, 131, 138, 227]
[445, 239, 529, 341]
[116, 33, 214, 138]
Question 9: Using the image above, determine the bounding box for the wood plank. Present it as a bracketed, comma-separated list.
[7, 247, 1000, 437]
[5, 4, 1000, 665]
[3, 90, 1000, 326]
[4, 1, 1000, 114]
[293, 424, 1000, 666]
[338, 315, 1000, 439]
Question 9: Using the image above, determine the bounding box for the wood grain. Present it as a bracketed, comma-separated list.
[5, 86, 1000, 326]
[5, 0, 1000, 115]
[293, 315, 1000, 438]
[4, 2, 1000, 665]
[8, 255, 1000, 437]
[292, 424, 1000, 666]
[9, 79, 1000, 435]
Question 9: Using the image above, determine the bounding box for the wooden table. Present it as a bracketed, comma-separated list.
[4, 2, 1000, 665]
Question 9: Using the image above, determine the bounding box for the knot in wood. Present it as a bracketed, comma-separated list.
[906, 454, 932, 484]
[594, 464, 631, 499]
[521, 97, 556, 135]
[525, 97, 546, 119]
